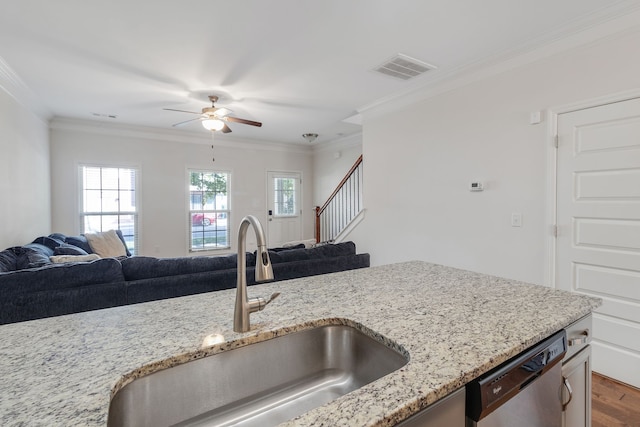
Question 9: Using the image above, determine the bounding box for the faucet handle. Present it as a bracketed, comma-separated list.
[249, 292, 281, 313]
[265, 292, 281, 307]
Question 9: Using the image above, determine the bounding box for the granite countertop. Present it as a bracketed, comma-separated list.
[0, 261, 600, 426]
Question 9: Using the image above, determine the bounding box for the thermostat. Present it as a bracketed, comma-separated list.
[469, 182, 484, 192]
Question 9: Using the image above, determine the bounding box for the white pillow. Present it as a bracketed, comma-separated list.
[84, 230, 127, 258]
[50, 254, 101, 264]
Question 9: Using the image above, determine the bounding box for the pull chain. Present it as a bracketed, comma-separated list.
[211, 130, 216, 162]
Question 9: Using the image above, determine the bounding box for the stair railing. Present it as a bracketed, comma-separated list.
[315, 154, 363, 243]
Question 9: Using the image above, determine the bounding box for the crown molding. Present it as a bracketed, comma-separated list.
[0, 56, 51, 125]
[359, 2, 640, 120]
[312, 132, 362, 154]
[49, 117, 313, 155]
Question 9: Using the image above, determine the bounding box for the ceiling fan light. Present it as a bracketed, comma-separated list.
[202, 119, 225, 131]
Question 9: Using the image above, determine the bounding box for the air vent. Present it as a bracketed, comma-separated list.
[373, 54, 436, 80]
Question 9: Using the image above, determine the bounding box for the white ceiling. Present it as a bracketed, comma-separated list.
[1, 0, 638, 145]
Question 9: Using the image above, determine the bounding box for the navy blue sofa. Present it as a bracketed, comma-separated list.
[0, 235, 369, 325]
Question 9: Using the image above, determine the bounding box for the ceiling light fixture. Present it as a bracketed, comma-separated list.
[302, 133, 318, 143]
[202, 118, 225, 131]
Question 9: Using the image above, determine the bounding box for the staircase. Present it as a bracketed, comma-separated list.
[315, 155, 363, 243]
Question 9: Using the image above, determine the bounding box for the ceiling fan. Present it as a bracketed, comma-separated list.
[164, 95, 262, 133]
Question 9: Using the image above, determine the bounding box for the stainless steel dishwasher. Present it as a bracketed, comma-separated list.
[466, 330, 567, 427]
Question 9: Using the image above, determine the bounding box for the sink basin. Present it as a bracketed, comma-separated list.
[108, 324, 408, 427]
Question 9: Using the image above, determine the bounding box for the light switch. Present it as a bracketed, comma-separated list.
[511, 213, 522, 227]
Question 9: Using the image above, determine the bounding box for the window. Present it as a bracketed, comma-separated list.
[189, 170, 229, 251]
[80, 166, 138, 254]
[273, 176, 296, 216]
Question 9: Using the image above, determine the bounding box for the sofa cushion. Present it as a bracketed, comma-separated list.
[125, 269, 241, 304]
[120, 254, 238, 281]
[1, 281, 127, 325]
[268, 241, 356, 264]
[268, 243, 305, 252]
[271, 253, 370, 281]
[0, 257, 125, 296]
[54, 243, 89, 256]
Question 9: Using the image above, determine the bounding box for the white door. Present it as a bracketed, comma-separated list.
[267, 171, 302, 247]
[556, 97, 640, 388]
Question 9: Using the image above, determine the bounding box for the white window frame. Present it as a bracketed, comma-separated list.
[78, 164, 139, 255]
[188, 169, 231, 252]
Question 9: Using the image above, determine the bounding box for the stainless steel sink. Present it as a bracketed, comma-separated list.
[108, 324, 408, 427]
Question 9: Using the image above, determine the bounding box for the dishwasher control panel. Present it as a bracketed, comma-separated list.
[547, 337, 566, 361]
[466, 330, 567, 422]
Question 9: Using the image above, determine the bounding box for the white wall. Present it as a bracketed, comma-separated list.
[50, 121, 314, 257]
[312, 133, 362, 206]
[0, 88, 50, 248]
[351, 29, 640, 284]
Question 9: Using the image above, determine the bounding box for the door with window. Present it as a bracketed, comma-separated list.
[267, 172, 302, 247]
[556, 97, 640, 388]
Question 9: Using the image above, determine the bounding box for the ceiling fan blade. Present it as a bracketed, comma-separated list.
[225, 116, 262, 127]
[171, 117, 202, 127]
[221, 124, 232, 133]
[163, 108, 201, 115]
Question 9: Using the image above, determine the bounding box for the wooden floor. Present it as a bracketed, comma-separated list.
[592, 373, 640, 427]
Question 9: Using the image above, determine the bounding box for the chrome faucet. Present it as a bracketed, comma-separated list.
[234, 215, 279, 332]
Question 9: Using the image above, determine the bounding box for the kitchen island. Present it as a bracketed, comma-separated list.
[0, 261, 600, 426]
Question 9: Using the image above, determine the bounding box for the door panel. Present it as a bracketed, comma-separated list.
[556, 97, 640, 388]
[575, 264, 640, 301]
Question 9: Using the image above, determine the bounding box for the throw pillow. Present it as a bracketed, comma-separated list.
[23, 243, 54, 257]
[48, 233, 68, 242]
[54, 243, 89, 256]
[64, 235, 93, 254]
[50, 254, 101, 264]
[22, 246, 52, 269]
[114, 229, 132, 257]
[0, 248, 20, 272]
[84, 230, 127, 258]
[32, 236, 64, 250]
